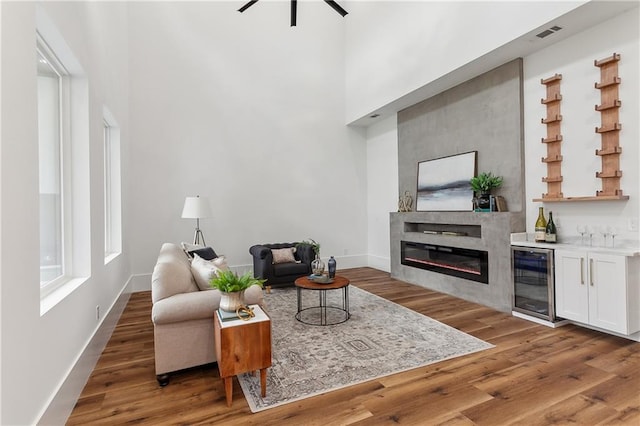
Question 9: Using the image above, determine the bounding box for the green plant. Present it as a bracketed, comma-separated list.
[210, 270, 265, 293]
[296, 238, 321, 257]
[470, 172, 503, 194]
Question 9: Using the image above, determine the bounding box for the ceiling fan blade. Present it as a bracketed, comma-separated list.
[324, 0, 348, 17]
[238, 0, 259, 13]
[291, 0, 297, 26]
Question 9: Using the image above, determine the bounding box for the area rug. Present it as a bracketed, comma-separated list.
[237, 285, 493, 412]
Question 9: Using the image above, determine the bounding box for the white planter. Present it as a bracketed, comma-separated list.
[219, 290, 245, 312]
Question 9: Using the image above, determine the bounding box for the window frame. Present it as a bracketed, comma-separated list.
[37, 34, 72, 295]
[103, 110, 122, 263]
[37, 8, 92, 314]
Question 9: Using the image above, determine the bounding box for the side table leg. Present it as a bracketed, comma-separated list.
[260, 368, 267, 397]
[223, 377, 233, 407]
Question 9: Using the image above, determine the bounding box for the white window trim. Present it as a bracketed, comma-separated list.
[37, 35, 71, 296]
[37, 8, 91, 314]
[103, 107, 122, 264]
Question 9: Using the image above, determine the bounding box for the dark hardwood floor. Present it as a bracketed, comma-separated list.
[67, 268, 640, 425]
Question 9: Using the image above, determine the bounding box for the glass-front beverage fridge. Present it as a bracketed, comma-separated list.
[512, 246, 558, 322]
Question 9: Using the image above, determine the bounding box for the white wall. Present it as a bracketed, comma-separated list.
[345, 0, 588, 123]
[1, 1, 637, 424]
[0, 2, 131, 425]
[365, 115, 398, 271]
[523, 8, 640, 245]
[127, 1, 369, 283]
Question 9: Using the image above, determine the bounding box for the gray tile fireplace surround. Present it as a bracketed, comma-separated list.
[391, 212, 525, 313]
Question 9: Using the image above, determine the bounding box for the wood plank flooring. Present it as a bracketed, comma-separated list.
[66, 268, 640, 425]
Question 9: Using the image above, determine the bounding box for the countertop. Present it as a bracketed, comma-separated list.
[510, 232, 640, 257]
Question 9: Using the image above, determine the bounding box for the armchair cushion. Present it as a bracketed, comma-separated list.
[271, 247, 297, 264]
[274, 262, 310, 277]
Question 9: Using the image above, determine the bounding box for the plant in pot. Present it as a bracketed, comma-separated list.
[470, 172, 503, 210]
[210, 270, 265, 312]
[296, 238, 323, 275]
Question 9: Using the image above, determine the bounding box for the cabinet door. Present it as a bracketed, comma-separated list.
[588, 253, 627, 334]
[554, 249, 589, 323]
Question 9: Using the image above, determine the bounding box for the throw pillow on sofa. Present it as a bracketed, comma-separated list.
[191, 253, 229, 290]
[181, 242, 219, 260]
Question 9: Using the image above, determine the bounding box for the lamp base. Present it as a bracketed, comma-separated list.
[193, 228, 206, 246]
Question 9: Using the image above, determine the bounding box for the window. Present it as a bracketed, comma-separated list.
[103, 109, 122, 262]
[37, 37, 67, 288]
[36, 15, 91, 311]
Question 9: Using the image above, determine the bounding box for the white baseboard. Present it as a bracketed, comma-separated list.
[367, 254, 390, 272]
[37, 278, 133, 425]
[130, 273, 151, 292]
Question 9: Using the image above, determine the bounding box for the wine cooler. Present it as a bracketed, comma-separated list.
[512, 247, 558, 322]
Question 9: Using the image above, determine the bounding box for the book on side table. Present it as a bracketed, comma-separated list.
[216, 304, 269, 325]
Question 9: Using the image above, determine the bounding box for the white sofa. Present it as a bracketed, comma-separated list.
[151, 243, 263, 386]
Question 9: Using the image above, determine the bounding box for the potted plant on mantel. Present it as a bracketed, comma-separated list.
[210, 270, 265, 312]
[470, 172, 503, 210]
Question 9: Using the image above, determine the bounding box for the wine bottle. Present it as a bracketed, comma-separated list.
[545, 211, 557, 243]
[534, 207, 547, 242]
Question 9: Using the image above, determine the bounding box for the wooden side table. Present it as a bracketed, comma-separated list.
[213, 304, 271, 407]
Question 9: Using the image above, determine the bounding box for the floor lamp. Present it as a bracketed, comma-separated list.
[181, 195, 212, 246]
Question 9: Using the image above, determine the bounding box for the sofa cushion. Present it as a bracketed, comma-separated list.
[271, 247, 297, 264]
[181, 242, 204, 253]
[180, 242, 219, 260]
[188, 246, 218, 260]
[191, 253, 230, 291]
[274, 261, 309, 277]
[152, 261, 199, 303]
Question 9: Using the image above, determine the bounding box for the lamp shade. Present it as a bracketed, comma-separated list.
[181, 196, 212, 219]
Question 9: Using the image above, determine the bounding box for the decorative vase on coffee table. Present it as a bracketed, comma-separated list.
[328, 256, 336, 278]
[311, 255, 325, 275]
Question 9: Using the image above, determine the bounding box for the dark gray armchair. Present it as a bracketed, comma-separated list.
[249, 242, 315, 287]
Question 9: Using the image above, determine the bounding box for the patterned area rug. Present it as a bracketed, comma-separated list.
[238, 285, 493, 412]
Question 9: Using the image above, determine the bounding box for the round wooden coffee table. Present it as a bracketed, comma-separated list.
[294, 275, 350, 326]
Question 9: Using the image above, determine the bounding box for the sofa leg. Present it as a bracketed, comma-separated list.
[157, 374, 170, 387]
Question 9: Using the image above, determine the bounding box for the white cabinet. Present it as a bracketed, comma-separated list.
[555, 249, 640, 335]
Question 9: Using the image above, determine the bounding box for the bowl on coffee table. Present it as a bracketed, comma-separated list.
[308, 274, 333, 284]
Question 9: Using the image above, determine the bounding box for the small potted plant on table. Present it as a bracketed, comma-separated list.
[210, 270, 265, 312]
[470, 172, 503, 210]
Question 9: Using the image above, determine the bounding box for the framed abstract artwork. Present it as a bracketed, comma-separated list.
[416, 151, 477, 211]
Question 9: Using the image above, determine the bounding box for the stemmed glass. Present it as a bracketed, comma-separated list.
[608, 226, 620, 248]
[576, 225, 586, 245]
[598, 226, 609, 247]
[586, 225, 595, 247]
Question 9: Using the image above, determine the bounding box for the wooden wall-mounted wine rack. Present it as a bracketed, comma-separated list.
[539, 73, 563, 200]
[533, 53, 628, 202]
[594, 52, 627, 200]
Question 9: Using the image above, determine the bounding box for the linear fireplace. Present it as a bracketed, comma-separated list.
[401, 241, 489, 284]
